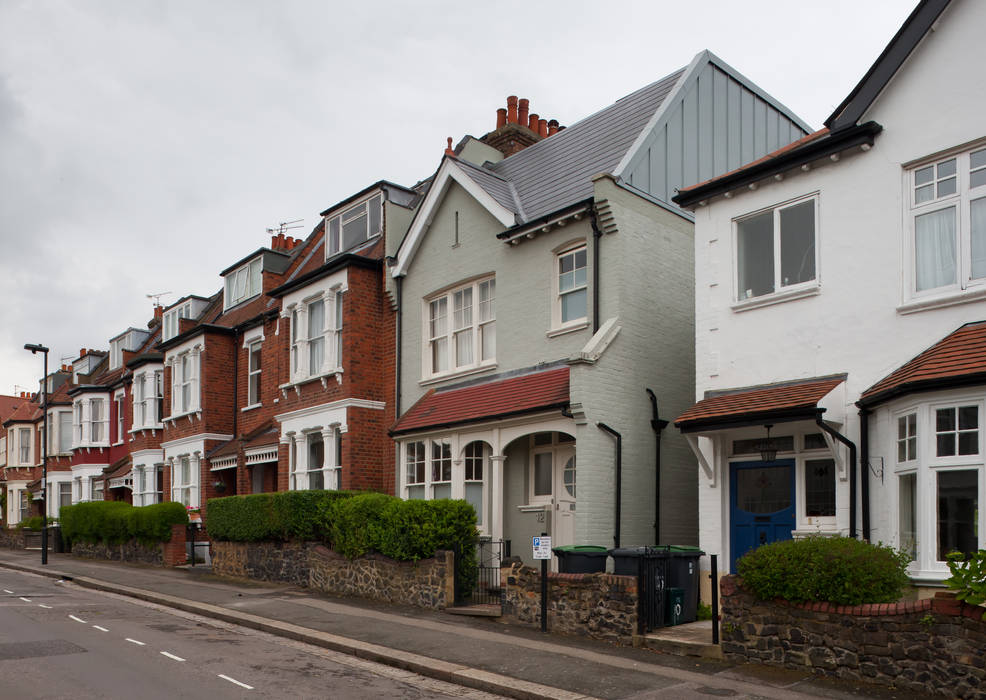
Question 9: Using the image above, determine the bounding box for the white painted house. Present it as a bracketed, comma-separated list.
[674, 0, 983, 591]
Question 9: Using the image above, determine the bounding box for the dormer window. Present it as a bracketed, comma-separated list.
[110, 338, 124, 370]
[326, 194, 382, 258]
[108, 329, 151, 370]
[162, 303, 192, 342]
[224, 258, 262, 309]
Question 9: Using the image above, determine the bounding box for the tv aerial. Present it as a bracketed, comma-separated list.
[146, 291, 171, 308]
[266, 219, 304, 236]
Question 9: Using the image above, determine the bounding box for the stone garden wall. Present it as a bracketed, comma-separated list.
[210, 540, 455, 610]
[70, 524, 188, 567]
[499, 562, 638, 643]
[720, 575, 986, 699]
[0, 528, 25, 549]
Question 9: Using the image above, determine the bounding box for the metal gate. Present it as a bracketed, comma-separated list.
[637, 549, 670, 632]
[455, 538, 505, 605]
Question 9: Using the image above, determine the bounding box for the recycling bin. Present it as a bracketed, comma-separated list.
[666, 587, 685, 626]
[552, 545, 608, 573]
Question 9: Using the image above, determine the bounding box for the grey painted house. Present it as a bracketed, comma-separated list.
[389, 51, 810, 566]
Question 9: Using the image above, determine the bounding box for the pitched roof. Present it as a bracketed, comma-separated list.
[859, 321, 986, 407]
[0, 395, 25, 424]
[3, 400, 41, 425]
[675, 376, 845, 432]
[391, 366, 570, 435]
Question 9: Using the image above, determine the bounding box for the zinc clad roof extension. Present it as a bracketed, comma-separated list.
[487, 69, 685, 224]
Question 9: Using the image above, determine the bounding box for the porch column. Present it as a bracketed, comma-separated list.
[294, 433, 308, 489]
[490, 455, 505, 543]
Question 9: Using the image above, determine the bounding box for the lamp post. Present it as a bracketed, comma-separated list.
[24, 343, 49, 565]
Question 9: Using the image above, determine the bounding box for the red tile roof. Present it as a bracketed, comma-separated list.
[677, 128, 830, 196]
[860, 321, 986, 406]
[391, 366, 570, 435]
[0, 395, 24, 424]
[3, 400, 41, 425]
[676, 377, 844, 432]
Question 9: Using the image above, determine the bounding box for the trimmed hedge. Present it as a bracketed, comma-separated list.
[207, 490, 358, 542]
[60, 501, 188, 546]
[16, 516, 47, 531]
[737, 536, 911, 605]
[208, 490, 479, 591]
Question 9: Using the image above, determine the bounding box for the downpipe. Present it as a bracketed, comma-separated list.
[597, 422, 622, 548]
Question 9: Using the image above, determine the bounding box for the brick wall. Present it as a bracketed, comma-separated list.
[720, 575, 986, 698]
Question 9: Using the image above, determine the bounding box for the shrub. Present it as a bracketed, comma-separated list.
[736, 536, 910, 605]
[60, 501, 188, 546]
[206, 490, 359, 542]
[945, 550, 986, 610]
[16, 516, 46, 531]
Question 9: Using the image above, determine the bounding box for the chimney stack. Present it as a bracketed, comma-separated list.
[154, 305, 163, 321]
[507, 95, 518, 124]
[79, 348, 87, 358]
[518, 98, 529, 127]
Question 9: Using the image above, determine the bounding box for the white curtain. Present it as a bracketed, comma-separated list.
[915, 206, 956, 291]
[971, 197, 986, 280]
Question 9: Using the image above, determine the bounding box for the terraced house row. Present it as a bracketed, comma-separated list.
[4, 0, 982, 592]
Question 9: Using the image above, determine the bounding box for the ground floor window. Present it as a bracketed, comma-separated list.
[287, 428, 341, 491]
[58, 482, 72, 515]
[464, 441, 486, 526]
[804, 458, 836, 517]
[898, 472, 917, 560]
[19, 491, 30, 521]
[172, 456, 197, 507]
[401, 437, 491, 518]
[937, 469, 979, 559]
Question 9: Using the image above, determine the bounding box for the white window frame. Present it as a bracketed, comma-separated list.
[56, 410, 72, 454]
[325, 193, 383, 258]
[424, 277, 496, 380]
[171, 455, 198, 507]
[162, 302, 193, 342]
[134, 372, 147, 428]
[113, 391, 126, 445]
[247, 340, 262, 408]
[169, 350, 200, 418]
[553, 242, 588, 331]
[88, 398, 108, 445]
[223, 257, 262, 310]
[286, 290, 343, 384]
[732, 194, 819, 305]
[18, 427, 32, 464]
[906, 142, 986, 300]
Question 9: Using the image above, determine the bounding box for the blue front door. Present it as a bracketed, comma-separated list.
[729, 460, 795, 572]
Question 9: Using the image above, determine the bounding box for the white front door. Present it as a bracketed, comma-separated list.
[553, 449, 576, 548]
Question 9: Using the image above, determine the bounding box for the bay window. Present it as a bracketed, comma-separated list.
[937, 469, 979, 559]
[248, 341, 262, 406]
[114, 393, 125, 443]
[58, 411, 71, 454]
[464, 441, 486, 526]
[909, 145, 986, 296]
[735, 196, 817, 301]
[431, 440, 452, 499]
[170, 351, 199, 416]
[288, 292, 342, 382]
[18, 427, 31, 463]
[406, 441, 426, 499]
[427, 277, 495, 377]
[172, 456, 197, 507]
[89, 399, 106, 443]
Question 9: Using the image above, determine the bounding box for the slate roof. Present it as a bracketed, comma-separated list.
[391, 366, 569, 435]
[460, 68, 686, 225]
[859, 321, 986, 407]
[675, 377, 845, 432]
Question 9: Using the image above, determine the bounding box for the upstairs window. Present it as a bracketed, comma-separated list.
[18, 427, 31, 463]
[224, 258, 262, 309]
[557, 246, 587, 325]
[735, 196, 817, 301]
[170, 351, 200, 416]
[134, 373, 146, 427]
[109, 338, 124, 370]
[58, 411, 72, 454]
[288, 291, 342, 382]
[90, 399, 105, 443]
[162, 302, 192, 342]
[910, 145, 986, 295]
[114, 393, 125, 444]
[326, 194, 382, 257]
[248, 341, 262, 406]
[426, 277, 495, 378]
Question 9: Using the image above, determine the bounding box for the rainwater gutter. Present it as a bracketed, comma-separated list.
[597, 422, 622, 548]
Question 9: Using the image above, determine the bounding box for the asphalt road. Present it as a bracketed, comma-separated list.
[0, 568, 504, 700]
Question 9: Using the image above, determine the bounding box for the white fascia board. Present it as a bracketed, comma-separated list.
[275, 397, 385, 424]
[612, 50, 705, 180]
[393, 159, 516, 277]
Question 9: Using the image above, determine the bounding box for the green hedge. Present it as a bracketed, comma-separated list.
[207, 490, 359, 542]
[60, 501, 188, 546]
[208, 490, 479, 591]
[16, 516, 47, 531]
[737, 536, 911, 605]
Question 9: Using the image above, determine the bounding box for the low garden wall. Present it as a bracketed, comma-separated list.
[720, 575, 986, 699]
[0, 528, 25, 549]
[71, 523, 187, 567]
[211, 540, 455, 610]
[499, 561, 638, 643]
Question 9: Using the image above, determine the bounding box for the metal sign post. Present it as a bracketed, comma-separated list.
[533, 533, 551, 633]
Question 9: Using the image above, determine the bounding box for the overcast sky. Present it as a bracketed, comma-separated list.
[0, 0, 916, 394]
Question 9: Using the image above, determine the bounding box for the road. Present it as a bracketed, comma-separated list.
[0, 568, 503, 699]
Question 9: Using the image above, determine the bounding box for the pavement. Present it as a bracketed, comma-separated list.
[0, 550, 925, 700]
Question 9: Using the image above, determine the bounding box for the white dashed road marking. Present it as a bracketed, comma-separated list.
[19, 597, 31, 602]
[69, 615, 87, 624]
[125, 638, 146, 646]
[160, 651, 185, 662]
[3, 589, 12, 594]
[38, 604, 52, 609]
[218, 675, 253, 690]
[93, 625, 109, 632]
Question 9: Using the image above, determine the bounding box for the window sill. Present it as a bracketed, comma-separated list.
[731, 284, 820, 312]
[897, 285, 986, 315]
[546, 320, 590, 338]
[241, 403, 262, 413]
[280, 369, 343, 393]
[420, 363, 497, 387]
[164, 410, 202, 424]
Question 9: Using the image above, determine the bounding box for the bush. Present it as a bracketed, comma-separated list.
[207, 490, 359, 542]
[60, 501, 188, 546]
[16, 516, 46, 531]
[327, 493, 478, 593]
[737, 536, 910, 605]
[945, 550, 986, 609]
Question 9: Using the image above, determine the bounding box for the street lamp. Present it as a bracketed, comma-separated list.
[24, 343, 49, 565]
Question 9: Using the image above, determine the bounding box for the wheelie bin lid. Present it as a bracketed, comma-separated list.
[552, 545, 609, 555]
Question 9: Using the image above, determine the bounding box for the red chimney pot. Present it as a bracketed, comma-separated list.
[518, 98, 529, 128]
[496, 108, 507, 130]
[507, 96, 518, 124]
[548, 119, 559, 136]
[79, 348, 87, 358]
[538, 119, 548, 138]
[445, 137, 455, 156]
[529, 113, 539, 132]
[277, 232, 286, 250]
